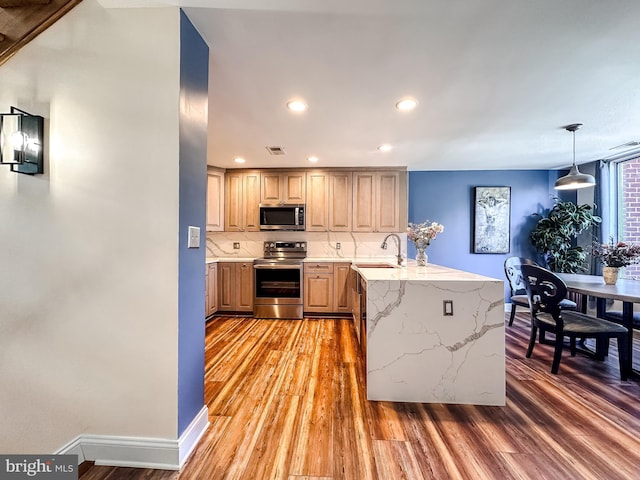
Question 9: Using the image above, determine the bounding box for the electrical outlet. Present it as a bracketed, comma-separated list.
[336, 242, 341, 250]
[443, 300, 454, 316]
[233, 242, 240, 249]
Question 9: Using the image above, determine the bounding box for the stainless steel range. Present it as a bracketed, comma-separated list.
[253, 241, 307, 319]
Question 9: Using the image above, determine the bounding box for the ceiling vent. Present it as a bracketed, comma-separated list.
[266, 146, 285, 155]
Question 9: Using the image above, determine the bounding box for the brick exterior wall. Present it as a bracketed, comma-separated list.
[621, 158, 640, 278]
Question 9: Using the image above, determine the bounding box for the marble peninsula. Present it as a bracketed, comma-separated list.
[355, 262, 505, 406]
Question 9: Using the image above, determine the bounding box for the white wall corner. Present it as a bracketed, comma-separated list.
[56, 405, 209, 471]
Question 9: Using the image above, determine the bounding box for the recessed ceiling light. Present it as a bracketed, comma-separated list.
[307, 156, 319, 163]
[234, 157, 246, 164]
[287, 99, 308, 112]
[395, 97, 418, 111]
[377, 144, 392, 152]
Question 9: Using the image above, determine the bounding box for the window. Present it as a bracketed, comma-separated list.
[616, 157, 640, 278]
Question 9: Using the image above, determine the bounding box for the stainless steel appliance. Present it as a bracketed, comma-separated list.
[259, 204, 305, 231]
[253, 241, 306, 319]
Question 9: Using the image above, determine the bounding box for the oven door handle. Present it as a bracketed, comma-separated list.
[253, 264, 302, 270]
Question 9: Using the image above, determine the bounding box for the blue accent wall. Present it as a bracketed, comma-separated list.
[408, 170, 559, 300]
[178, 10, 208, 436]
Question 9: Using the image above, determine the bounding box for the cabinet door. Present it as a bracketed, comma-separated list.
[243, 172, 261, 231]
[304, 273, 333, 313]
[306, 172, 329, 231]
[218, 263, 236, 310]
[333, 263, 352, 313]
[207, 263, 218, 316]
[235, 262, 254, 312]
[352, 172, 375, 232]
[205, 266, 210, 315]
[207, 171, 224, 231]
[329, 172, 352, 231]
[261, 173, 282, 203]
[283, 172, 306, 203]
[224, 172, 244, 231]
[376, 171, 400, 232]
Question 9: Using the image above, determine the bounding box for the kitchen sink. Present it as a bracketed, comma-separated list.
[354, 262, 397, 269]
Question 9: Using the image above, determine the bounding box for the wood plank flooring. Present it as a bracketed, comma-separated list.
[81, 313, 640, 480]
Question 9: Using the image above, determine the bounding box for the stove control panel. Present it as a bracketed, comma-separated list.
[263, 241, 307, 259]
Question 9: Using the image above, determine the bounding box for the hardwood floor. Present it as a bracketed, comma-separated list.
[81, 313, 640, 480]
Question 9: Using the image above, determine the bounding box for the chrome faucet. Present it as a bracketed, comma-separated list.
[381, 233, 403, 266]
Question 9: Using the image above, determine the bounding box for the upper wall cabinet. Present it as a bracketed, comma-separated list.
[353, 171, 406, 232]
[306, 171, 353, 232]
[305, 171, 329, 231]
[206, 169, 224, 231]
[225, 171, 260, 231]
[261, 171, 306, 204]
[221, 167, 406, 233]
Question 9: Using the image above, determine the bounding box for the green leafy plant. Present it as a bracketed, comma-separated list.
[530, 199, 601, 273]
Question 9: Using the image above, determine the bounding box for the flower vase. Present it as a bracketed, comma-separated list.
[416, 246, 428, 269]
[602, 266, 619, 285]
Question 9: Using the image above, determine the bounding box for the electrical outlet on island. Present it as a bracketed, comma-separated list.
[233, 242, 240, 249]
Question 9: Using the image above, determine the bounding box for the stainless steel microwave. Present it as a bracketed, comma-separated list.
[259, 204, 305, 231]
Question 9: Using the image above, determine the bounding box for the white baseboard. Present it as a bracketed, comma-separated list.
[57, 405, 209, 471]
[178, 405, 210, 467]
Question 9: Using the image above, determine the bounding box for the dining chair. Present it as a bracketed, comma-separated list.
[503, 256, 577, 326]
[520, 264, 629, 380]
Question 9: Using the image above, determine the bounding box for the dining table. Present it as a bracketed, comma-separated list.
[558, 273, 640, 378]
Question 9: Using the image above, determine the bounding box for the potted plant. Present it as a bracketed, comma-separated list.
[530, 199, 601, 273]
[592, 237, 640, 284]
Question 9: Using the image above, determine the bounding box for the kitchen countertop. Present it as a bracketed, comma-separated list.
[206, 256, 401, 265]
[353, 262, 502, 282]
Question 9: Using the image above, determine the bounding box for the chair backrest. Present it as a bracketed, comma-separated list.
[520, 264, 567, 315]
[504, 257, 537, 296]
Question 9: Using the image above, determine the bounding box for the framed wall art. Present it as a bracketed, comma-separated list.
[473, 186, 511, 254]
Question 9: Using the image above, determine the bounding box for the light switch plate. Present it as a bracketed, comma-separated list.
[188, 226, 200, 248]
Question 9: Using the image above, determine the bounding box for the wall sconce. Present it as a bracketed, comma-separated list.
[0, 106, 44, 175]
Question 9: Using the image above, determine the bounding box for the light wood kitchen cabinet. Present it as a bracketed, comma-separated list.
[206, 169, 224, 231]
[304, 263, 333, 313]
[333, 263, 352, 313]
[217, 262, 254, 312]
[222, 167, 406, 232]
[235, 262, 254, 311]
[305, 171, 352, 232]
[243, 173, 261, 230]
[261, 171, 306, 204]
[218, 262, 236, 310]
[329, 172, 352, 231]
[304, 262, 352, 314]
[353, 170, 403, 232]
[305, 171, 329, 231]
[224, 171, 260, 231]
[206, 263, 218, 317]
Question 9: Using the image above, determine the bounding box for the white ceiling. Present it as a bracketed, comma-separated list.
[102, 0, 640, 171]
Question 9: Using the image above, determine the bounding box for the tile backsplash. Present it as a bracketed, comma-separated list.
[206, 231, 407, 259]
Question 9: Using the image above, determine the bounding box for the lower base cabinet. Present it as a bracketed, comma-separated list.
[217, 261, 254, 312]
[304, 262, 352, 314]
[206, 263, 218, 317]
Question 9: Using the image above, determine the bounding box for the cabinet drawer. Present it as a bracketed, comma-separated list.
[304, 262, 333, 274]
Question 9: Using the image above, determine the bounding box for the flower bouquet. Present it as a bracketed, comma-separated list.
[592, 237, 640, 284]
[592, 237, 640, 268]
[407, 220, 444, 266]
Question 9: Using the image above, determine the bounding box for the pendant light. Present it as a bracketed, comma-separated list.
[554, 123, 596, 190]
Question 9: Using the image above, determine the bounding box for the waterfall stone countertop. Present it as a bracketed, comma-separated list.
[359, 262, 506, 406]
